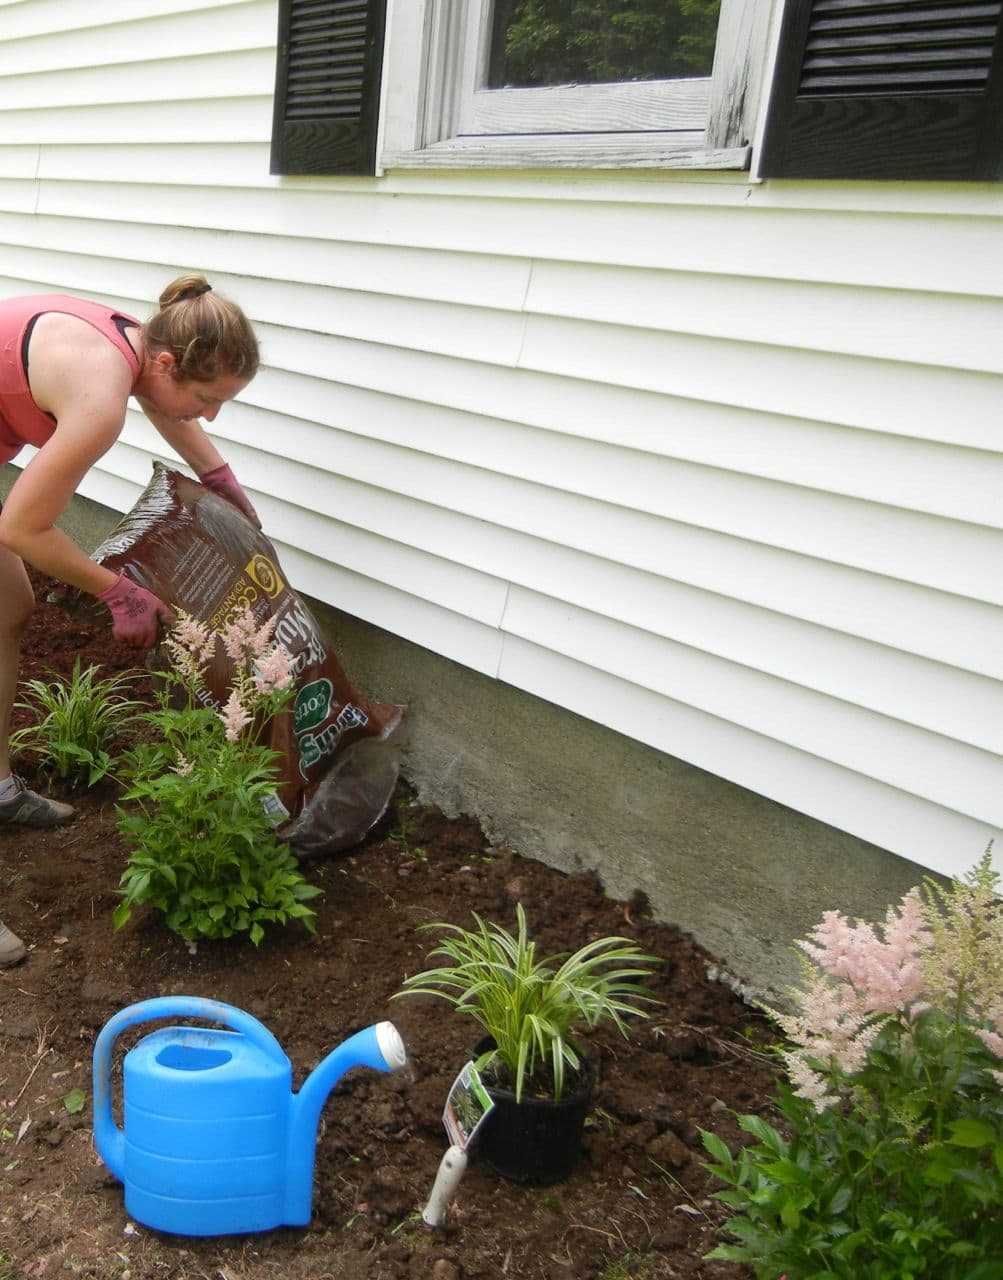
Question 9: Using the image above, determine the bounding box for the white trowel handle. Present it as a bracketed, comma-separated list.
[422, 1144, 468, 1227]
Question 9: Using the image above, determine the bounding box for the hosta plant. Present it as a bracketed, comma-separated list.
[11, 658, 145, 786]
[395, 903, 660, 1100]
[701, 849, 1003, 1280]
[114, 608, 322, 946]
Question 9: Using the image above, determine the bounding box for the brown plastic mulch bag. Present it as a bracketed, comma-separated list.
[89, 463, 404, 856]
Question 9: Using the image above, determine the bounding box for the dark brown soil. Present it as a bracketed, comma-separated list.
[0, 572, 780, 1280]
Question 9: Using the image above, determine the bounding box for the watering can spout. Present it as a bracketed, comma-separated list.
[285, 1021, 407, 1225]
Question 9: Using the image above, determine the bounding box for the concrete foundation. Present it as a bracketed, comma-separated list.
[3, 468, 930, 1004]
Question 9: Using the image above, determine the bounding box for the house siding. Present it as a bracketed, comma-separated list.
[1, 0, 1000, 885]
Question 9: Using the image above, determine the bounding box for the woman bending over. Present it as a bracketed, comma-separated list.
[0, 273, 260, 849]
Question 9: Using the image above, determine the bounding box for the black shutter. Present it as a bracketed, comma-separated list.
[271, 0, 387, 176]
[760, 1, 1003, 180]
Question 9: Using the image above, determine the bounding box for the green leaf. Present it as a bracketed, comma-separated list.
[700, 1129, 733, 1165]
[777, 1198, 803, 1228]
[738, 1114, 784, 1150]
[962, 1263, 1003, 1280]
[704, 1244, 755, 1262]
[760, 1158, 810, 1186]
[62, 1088, 86, 1114]
[947, 1118, 998, 1148]
[712, 1189, 751, 1208]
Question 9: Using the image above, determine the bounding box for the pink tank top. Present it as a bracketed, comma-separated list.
[0, 295, 142, 466]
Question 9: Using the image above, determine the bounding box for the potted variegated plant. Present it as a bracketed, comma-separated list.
[396, 903, 660, 1184]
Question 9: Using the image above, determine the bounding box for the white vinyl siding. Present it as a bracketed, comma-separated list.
[1, 0, 1001, 883]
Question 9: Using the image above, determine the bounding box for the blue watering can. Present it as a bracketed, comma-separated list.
[92, 996, 407, 1237]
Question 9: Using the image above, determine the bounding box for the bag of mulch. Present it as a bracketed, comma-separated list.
[89, 463, 404, 856]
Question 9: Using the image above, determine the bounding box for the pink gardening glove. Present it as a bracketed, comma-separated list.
[97, 574, 172, 649]
[198, 463, 261, 527]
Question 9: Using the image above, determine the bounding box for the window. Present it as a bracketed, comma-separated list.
[271, 0, 770, 174]
[456, 0, 718, 140]
[271, 0, 1003, 181]
[488, 1, 721, 86]
[381, 0, 773, 170]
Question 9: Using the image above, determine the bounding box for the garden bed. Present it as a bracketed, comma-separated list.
[0, 572, 779, 1280]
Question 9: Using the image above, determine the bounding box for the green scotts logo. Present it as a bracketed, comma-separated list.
[297, 702, 371, 779]
[294, 679, 333, 735]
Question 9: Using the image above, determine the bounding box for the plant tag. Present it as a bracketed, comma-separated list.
[443, 1061, 494, 1151]
[260, 791, 290, 826]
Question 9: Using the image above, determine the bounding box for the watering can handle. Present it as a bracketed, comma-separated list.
[94, 995, 288, 1071]
[92, 996, 288, 1176]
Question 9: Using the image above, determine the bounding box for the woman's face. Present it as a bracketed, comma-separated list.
[145, 353, 251, 423]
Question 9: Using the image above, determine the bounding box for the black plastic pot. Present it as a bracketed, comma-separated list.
[473, 1040, 595, 1186]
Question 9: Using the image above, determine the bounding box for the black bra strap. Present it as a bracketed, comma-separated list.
[20, 313, 40, 378]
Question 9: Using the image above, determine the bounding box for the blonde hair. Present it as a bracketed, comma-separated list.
[145, 274, 259, 383]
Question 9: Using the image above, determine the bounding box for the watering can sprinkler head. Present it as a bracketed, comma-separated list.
[375, 1020, 407, 1069]
[92, 996, 408, 1236]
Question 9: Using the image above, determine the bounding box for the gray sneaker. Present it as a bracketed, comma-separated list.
[0, 921, 26, 967]
[0, 776, 75, 828]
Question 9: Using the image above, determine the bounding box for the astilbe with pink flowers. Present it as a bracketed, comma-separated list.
[219, 690, 253, 742]
[169, 606, 293, 744]
[164, 614, 216, 696]
[923, 855, 1003, 1090]
[115, 603, 318, 948]
[779, 859, 1003, 1111]
[703, 851, 1003, 1277]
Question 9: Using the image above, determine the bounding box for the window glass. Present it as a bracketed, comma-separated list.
[487, 0, 722, 88]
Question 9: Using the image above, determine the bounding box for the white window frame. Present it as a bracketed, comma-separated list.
[380, 0, 775, 171]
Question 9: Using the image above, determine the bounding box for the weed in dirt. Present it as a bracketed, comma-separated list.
[348, 868, 398, 909]
[599, 1254, 655, 1280]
